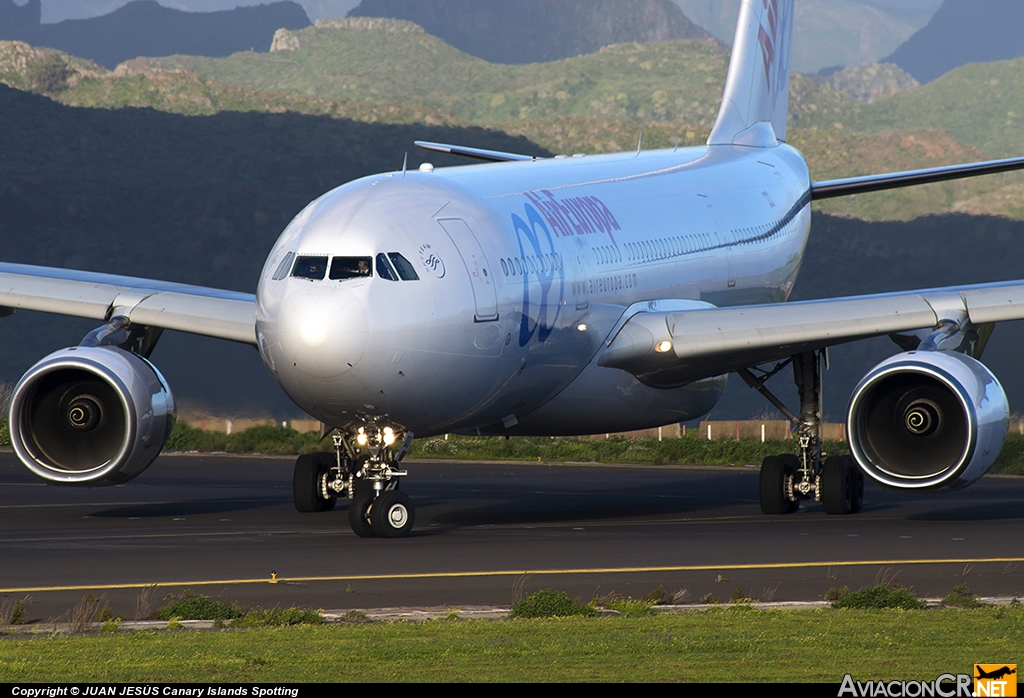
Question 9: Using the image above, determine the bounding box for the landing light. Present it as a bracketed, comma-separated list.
[383, 427, 396, 446]
[356, 428, 368, 446]
[577, 324, 587, 332]
[655, 340, 673, 353]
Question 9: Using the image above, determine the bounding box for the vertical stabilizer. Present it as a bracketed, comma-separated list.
[707, 0, 794, 147]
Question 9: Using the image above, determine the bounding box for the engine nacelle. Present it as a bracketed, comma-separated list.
[8, 346, 176, 486]
[847, 351, 1008, 490]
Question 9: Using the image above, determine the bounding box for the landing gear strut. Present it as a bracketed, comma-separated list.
[292, 422, 415, 537]
[740, 350, 863, 515]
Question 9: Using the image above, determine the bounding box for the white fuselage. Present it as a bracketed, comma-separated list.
[255, 143, 812, 436]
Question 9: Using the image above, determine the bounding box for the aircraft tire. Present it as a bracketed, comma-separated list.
[780, 454, 801, 512]
[849, 459, 864, 513]
[822, 456, 853, 515]
[370, 490, 415, 538]
[293, 453, 336, 513]
[759, 455, 794, 515]
[348, 477, 377, 537]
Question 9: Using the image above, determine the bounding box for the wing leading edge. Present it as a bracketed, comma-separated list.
[0, 263, 257, 345]
[598, 281, 1024, 388]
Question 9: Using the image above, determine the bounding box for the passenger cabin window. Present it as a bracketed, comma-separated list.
[291, 255, 328, 280]
[330, 256, 373, 280]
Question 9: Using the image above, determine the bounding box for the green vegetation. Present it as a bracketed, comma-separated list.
[509, 589, 597, 619]
[151, 590, 243, 622]
[165, 422, 321, 456]
[832, 584, 927, 611]
[410, 433, 848, 466]
[941, 584, 984, 609]
[232, 607, 325, 627]
[0, 607, 1020, 681]
[0, 598, 27, 626]
[148, 590, 324, 627]
[5, 14, 1024, 224]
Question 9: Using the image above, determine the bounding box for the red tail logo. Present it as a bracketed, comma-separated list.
[758, 0, 779, 90]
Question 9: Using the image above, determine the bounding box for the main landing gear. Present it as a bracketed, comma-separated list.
[292, 422, 416, 538]
[739, 350, 864, 516]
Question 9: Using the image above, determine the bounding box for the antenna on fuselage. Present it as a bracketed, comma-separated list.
[635, 134, 642, 158]
[401, 152, 408, 178]
[674, 136, 679, 152]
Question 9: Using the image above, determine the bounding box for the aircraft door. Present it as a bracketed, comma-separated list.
[437, 218, 499, 322]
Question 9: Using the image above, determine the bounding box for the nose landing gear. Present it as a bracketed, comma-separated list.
[292, 423, 415, 537]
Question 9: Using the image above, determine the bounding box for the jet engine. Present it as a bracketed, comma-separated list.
[847, 351, 1008, 490]
[8, 346, 176, 486]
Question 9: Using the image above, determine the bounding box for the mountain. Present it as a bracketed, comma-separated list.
[0, 0, 39, 30]
[883, 0, 1024, 84]
[152, 18, 851, 133]
[0, 0, 311, 69]
[673, 0, 932, 74]
[347, 0, 711, 64]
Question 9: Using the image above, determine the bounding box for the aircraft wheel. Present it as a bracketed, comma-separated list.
[759, 455, 795, 515]
[780, 454, 801, 512]
[348, 477, 377, 538]
[822, 456, 854, 515]
[293, 453, 336, 513]
[370, 490, 415, 538]
[849, 458, 864, 513]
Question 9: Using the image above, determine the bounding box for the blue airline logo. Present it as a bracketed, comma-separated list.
[511, 203, 564, 347]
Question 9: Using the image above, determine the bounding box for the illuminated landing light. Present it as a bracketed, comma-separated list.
[356, 428, 368, 446]
[383, 426, 396, 446]
[655, 340, 673, 353]
[577, 324, 587, 332]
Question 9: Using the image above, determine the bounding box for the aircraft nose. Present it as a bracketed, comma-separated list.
[276, 285, 369, 380]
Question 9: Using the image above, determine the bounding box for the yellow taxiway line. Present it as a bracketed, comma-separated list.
[3, 557, 1024, 594]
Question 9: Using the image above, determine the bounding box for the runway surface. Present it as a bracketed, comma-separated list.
[2, 450, 1024, 622]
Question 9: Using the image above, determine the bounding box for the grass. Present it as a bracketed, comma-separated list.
[0, 607, 1020, 681]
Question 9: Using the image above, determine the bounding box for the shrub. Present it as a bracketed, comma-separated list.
[941, 584, 984, 608]
[603, 598, 655, 617]
[832, 584, 925, 610]
[824, 586, 849, 602]
[152, 590, 243, 621]
[232, 607, 324, 626]
[510, 589, 597, 618]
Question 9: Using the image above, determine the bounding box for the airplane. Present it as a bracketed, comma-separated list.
[4, 0, 1024, 538]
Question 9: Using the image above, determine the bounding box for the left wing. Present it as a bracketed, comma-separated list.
[598, 281, 1024, 387]
[0, 263, 257, 345]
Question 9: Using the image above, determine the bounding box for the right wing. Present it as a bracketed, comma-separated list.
[598, 281, 1024, 387]
[0, 263, 257, 345]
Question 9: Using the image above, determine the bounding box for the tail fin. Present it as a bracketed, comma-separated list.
[707, 0, 794, 147]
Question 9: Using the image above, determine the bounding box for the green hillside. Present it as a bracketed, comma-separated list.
[852, 58, 1024, 158]
[148, 18, 854, 132]
[3, 12, 1024, 223]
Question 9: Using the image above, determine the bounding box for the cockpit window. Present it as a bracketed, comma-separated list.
[272, 251, 295, 280]
[375, 253, 398, 281]
[291, 255, 328, 280]
[329, 256, 373, 280]
[388, 253, 420, 281]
